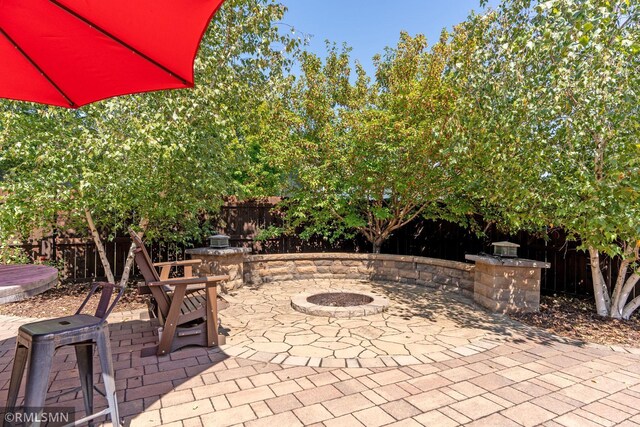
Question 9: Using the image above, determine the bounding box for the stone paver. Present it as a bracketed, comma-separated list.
[413, 410, 459, 427]
[450, 395, 504, 420]
[292, 404, 333, 424]
[353, 406, 396, 427]
[380, 399, 422, 420]
[502, 401, 556, 426]
[0, 279, 639, 427]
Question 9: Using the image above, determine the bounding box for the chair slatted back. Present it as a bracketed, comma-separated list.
[128, 229, 171, 314]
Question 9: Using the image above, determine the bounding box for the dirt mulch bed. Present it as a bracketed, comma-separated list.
[0, 282, 148, 318]
[510, 295, 640, 347]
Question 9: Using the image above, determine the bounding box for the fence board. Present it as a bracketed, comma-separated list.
[9, 198, 637, 302]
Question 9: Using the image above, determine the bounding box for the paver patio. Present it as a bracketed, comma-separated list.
[0, 279, 639, 426]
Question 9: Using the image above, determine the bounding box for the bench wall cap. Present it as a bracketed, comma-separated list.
[246, 252, 471, 270]
[186, 247, 252, 256]
[465, 254, 551, 269]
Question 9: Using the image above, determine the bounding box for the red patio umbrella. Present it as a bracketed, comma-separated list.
[0, 0, 225, 108]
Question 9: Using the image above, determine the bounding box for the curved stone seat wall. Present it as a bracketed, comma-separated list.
[243, 253, 475, 297]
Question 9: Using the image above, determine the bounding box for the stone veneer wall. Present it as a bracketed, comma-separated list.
[243, 253, 475, 297]
[465, 255, 550, 314]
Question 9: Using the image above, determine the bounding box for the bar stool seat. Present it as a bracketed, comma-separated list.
[19, 314, 103, 337]
[6, 282, 124, 427]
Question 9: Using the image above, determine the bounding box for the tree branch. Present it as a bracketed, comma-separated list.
[622, 293, 640, 320]
[119, 218, 149, 287]
[85, 209, 115, 284]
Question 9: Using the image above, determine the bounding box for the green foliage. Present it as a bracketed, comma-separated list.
[254, 225, 284, 241]
[0, 240, 30, 265]
[455, 0, 639, 256]
[261, 33, 467, 252]
[0, 0, 299, 245]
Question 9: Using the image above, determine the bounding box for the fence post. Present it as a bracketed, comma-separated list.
[51, 228, 57, 262]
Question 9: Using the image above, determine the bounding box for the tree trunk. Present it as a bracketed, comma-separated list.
[85, 209, 115, 284]
[609, 259, 629, 319]
[588, 247, 610, 317]
[622, 294, 640, 320]
[620, 273, 640, 320]
[609, 243, 637, 319]
[118, 218, 149, 287]
[118, 242, 138, 288]
[371, 233, 386, 254]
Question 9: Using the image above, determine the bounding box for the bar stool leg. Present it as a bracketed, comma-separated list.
[23, 341, 54, 427]
[6, 344, 29, 411]
[97, 325, 120, 426]
[75, 343, 95, 426]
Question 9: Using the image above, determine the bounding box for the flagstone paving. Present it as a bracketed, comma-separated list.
[0, 280, 639, 426]
[218, 279, 524, 367]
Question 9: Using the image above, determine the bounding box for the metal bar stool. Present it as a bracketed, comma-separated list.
[6, 282, 124, 426]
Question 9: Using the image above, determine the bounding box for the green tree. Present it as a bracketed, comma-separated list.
[455, 0, 640, 318]
[263, 33, 465, 253]
[0, 0, 298, 282]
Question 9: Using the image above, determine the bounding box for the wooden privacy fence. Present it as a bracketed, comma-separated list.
[11, 198, 634, 300]
[380, 219, 623, 297]
[17, 235, 194, 283]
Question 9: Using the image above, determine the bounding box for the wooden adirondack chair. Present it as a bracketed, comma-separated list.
[129, 229, 228, 356]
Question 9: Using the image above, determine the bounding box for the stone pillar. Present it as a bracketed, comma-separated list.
[185, 247, 251, 292]
[465, 255, 550, 314]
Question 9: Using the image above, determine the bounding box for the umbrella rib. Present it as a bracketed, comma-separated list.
[0, 27, 77, 108]
[50, 0, 191, 86]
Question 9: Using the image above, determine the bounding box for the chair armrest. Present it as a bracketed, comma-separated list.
[154, 259, 202, 280]
[148, 275, 229, 287]
[154, 259, 201, 267]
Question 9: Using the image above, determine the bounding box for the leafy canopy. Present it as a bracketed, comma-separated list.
[455, 0, 640, 257]
[261, 32, 466, 252]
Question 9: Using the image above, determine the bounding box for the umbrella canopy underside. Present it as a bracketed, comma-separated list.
[0, 0, 224, 107]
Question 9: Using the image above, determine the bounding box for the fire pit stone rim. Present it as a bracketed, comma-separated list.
[291, 289, 389, 318]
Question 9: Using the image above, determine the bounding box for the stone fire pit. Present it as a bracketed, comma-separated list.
[291, 290, 389, 318]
